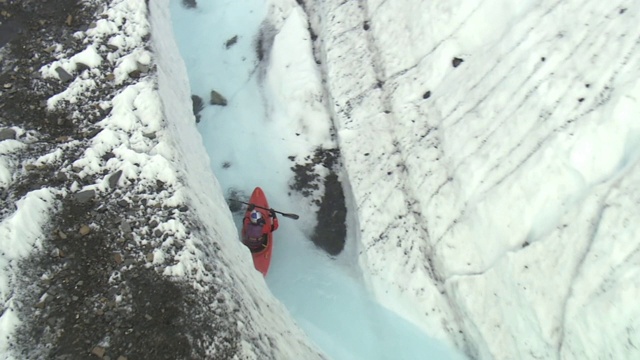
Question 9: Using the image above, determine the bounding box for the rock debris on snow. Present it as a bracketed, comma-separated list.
[0, 0, 327, 359]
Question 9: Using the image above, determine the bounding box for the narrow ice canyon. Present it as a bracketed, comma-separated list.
[170, 0, 640, 359]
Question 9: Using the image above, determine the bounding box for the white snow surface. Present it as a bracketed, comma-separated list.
[2, 0, 639, 358]
[300, 0, 640, 359]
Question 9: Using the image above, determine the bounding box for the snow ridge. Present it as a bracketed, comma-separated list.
[300, 0, 640, 359]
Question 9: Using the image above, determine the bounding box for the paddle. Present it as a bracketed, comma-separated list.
[228, 199, 300, 220]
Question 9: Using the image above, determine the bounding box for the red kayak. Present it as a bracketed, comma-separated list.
[241, 187, 278, 276]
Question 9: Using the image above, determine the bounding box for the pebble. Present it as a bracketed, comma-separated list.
[0, 128, 17, 141]
[91, 346, 105, 358]
[79, 224, 91, 235]
[107, 170, 123, 189]
[54, 66, 73, 82]
[210, 89, 228, 106]
[120, 220, 132, 234]
[74, 189, 96, 203]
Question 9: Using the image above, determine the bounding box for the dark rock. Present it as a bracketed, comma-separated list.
[209, 90, 227, 106]
[73, 189, 96, 203]
[84, 127, 101, 139]
[107, 170, 123, 189]
[128, 70, 141, 79]
[55, 66, 73, 82]
[55, 172, 67, 182]
[182, 0, 197, 9]
[225, 35, 238, 49]
[0, 128, 17, 141]
[75, 62, 90, 72]
[117, 199, 128, 208]
[192, 95, 204, 120]
[422, 90, 431, 99]
[452, 57, 464, 68]
[102, 152, 116, 162]
[120, 220, 132, 234]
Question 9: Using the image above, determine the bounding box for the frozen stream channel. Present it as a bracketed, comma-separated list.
[170, 1, 465, 358]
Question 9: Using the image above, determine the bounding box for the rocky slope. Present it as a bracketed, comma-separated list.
[0, 0, 324, 359]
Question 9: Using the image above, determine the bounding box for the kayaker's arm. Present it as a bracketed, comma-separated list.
[270, 209, 279, 232]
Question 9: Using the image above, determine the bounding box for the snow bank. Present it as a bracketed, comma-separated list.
[0, 188, 61, 355]
[149, 1, 325, 358]
[305, 0, 640, 359]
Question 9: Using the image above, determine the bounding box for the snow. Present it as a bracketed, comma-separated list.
[302, 0, 640, 359]
[2, 0, 639, 358]
[0, 188, 60, 355]
[171, 0, 464, 359]
[0, 139, 25, 188]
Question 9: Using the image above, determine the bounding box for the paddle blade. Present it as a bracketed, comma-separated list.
[281, 213, 299, 220]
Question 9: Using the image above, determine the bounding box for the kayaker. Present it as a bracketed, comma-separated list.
[243, 206, 279, 251]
